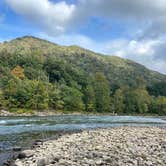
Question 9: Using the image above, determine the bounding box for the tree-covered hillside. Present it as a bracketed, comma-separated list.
[0, 36, 166, 115]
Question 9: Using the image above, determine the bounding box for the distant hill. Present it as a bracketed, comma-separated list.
[0, 36, 165, 86]
[0, 36, 166, 114]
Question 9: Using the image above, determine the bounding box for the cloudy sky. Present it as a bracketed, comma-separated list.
[0, 0, 166, 74]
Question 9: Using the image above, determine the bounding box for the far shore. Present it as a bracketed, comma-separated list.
[0, 109, 164, 117]
[0, 109, 117, 117]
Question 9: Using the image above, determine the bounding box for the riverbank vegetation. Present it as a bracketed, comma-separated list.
[0, 36, 166, 115]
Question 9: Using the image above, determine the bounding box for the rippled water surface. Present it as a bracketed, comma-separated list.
[0, 115, 166, 164]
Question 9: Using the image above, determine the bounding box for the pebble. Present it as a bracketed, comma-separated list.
[37, 158, 46, 166]
[13, 127, 166, 166]
[18, 150, 33, 159]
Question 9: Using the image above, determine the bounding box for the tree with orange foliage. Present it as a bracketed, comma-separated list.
[11, 65, 25, 79]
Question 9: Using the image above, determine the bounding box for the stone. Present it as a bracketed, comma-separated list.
[37, 158, 46, 166]
[14, 160, 23, 166]
[50, 160, 56, 164]
[53, 157, 60, 162]
[13, 147, 22, 152]
[95, 159, 103, 165]
[18, 150, 33, 159]
[3, 161, 11, 166]
[17, 153, 26, 159]
[146, 161, 153, 166]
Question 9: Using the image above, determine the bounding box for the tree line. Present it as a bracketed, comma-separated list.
[0, 51, 166, 115]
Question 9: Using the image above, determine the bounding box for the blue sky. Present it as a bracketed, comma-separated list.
[1, 0, 166, 74]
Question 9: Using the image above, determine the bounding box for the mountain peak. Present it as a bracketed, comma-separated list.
[0, 35, 62, 55]
[11, 35, 57, 45]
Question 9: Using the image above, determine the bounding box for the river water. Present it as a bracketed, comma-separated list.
[0, 115, 166, 164]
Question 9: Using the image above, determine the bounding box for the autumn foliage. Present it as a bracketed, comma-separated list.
[11, 65, 25, 79]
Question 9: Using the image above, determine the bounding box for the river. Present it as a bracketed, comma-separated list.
[0, 115, 166, 165]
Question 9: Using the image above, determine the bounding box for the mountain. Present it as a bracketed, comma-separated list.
[0, 36, 166, 115]
[1, 36, 165, 85]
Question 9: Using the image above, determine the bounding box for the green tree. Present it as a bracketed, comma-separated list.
[151, 97, 166, 115]
[26, 80, 49, 109]
[124, 88, 151, 114]
[48, 84, 64, 110]
[112, 88, 125, 114]
[61, 85, 85, 112]
[94, 72, 111, 112]
[147, 82, 166, 97]
[3, 79, 28, 108]
[3, 79, 50, 110]
[134, 89, 151, 114]
[83, 83, 96, 112]
[24, 67, 48, 81]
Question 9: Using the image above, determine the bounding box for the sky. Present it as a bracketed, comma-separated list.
[0, 0, 166, 74]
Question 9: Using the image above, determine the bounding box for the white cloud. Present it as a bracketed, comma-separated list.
[77, 0, 166, 19]
[6, 0, 75, 34]
[5, 0, 166, 74]
[5, 0, 166, 41]
[75, 0, 166, 36]
[6, 0, 166, 37]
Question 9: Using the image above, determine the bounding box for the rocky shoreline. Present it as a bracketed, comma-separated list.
[0, 110, 118, 117]
[12, 127, 166, 166]
[0, 110, 66, 117]
[1, 130, 82, 166]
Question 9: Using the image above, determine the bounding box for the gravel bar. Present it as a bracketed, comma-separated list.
[14, 126, 166, 166]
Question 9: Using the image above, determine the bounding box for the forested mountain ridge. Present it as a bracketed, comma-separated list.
[1, 36, 166, 84]
[0, 36, 166, 115]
